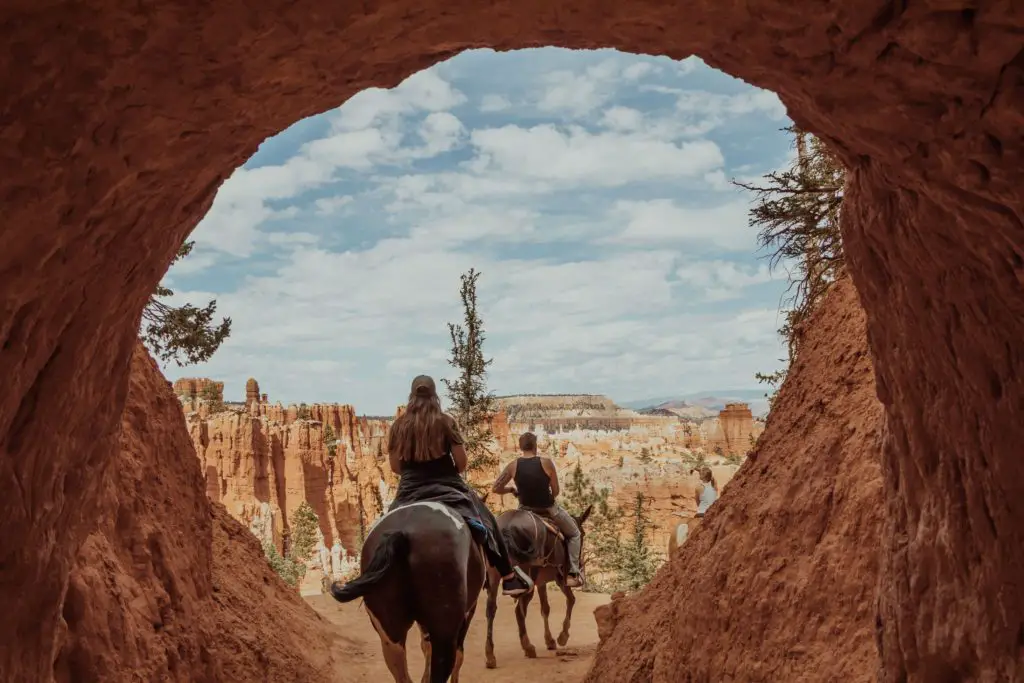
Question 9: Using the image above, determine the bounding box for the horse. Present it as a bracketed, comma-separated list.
[330, 501, 487, 683]
[483, 504, 593, 669]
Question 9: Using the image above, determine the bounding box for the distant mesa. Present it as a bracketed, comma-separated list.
[171, 377, 224, 402]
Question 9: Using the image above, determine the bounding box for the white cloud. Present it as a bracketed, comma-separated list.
[603, 199, 755, 250]
[265, 231, 320, 246]
[189, 70, 469, 257]
[467, 124, 724, 187]
[622, 62, 657, 80]
[674, 260, 774, 300]
[417, 112, 466, 156]
[674, 89, 786, 120]
[601, 106, 644, 131]
[331, 69, 467, 132]
[314, 196, 353, 215]
[480, 94, 511, 112]
[166, 49, 793, 412]
[535, 59, 623, 118]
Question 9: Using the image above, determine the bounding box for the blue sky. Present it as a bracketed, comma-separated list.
[163, 48, 796, 415]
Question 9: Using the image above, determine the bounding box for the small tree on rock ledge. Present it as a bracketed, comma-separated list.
[142, 240, 232, 366]
[736, 126, 846, 410]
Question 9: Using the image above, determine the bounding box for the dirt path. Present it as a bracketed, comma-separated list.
[307, 590, 610, 682]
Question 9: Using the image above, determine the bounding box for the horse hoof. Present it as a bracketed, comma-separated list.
[557, 633, 570, 646]
[485, 659, 497, 669]
[524, 645, 537, 658]
[546, 640, 557, 651]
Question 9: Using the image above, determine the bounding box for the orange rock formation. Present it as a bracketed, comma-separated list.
[56, 347, 343, 682]
[704, 402, 761, 456]
[172, 377, 224, 402]
[244, 377, 260, 409]
[2, 5, 1024, 682]
[187, 388, 395, 579]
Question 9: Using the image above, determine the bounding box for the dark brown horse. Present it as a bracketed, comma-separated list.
[483, 505, 592, 668]
[331, 501, 487, 683]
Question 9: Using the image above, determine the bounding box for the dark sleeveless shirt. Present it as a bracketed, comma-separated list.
[399, 448, 461, 483]
[514, 456, 555, 508]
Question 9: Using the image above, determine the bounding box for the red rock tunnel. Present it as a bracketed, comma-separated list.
[1, 1, 1023, 681]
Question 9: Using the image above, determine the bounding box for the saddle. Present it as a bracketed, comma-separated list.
[537, 515, 565, 542]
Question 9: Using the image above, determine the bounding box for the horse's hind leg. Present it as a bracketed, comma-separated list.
[367, 607, 414, 683]
[515, 588, 538, 658]
[484, 568, 500, 669]
[537, 583, 557, 650]
[419, 628, 431, 683]
[556, 581, 576, 647]
[452, 599, 477, 683]
[427, 635, 457, 683]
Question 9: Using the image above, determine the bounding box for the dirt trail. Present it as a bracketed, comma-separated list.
[307, 591, 610, 682]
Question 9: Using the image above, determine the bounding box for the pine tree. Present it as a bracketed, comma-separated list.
[198, 383, 224, 413]
[638, 447, 652, 464]
[288, 502, 320, 563]
[296, 403, 312, 420]
[323, 424, 337, 459]
[612, 491, 659, 592]
[735, 126, 845, 408]
[442, 268, 498, 473]
[142, 240, 232, 366]
[262, 540, 304, 587]
[561, 460, 621, 584]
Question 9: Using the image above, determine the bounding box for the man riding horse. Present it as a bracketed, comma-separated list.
[491, 432, 583, 588]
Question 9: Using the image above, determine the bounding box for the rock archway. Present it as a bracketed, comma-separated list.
[2, 1, 1022, 681]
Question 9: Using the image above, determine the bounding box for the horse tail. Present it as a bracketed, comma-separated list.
[330, 531, 409, 603]
[501, 526, 536, 564]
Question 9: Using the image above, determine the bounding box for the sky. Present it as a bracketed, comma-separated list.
[161, 48, 797, 415]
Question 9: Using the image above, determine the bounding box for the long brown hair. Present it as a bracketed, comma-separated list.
[388, 375, 454, 463]
[700, 466, 718, 491]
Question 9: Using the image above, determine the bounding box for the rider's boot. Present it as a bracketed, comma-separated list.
[502, 566, 534, 596]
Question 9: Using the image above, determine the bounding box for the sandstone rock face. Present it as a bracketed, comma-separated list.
[585, 278, 885, 681]
[244, 378, 260, 409]
[188, 401, 396, 577]
[704, 402, 759, 456]
[2, 3, 1024, 681]
[54, 347, 341, 682]
[172, 377, 224, 402]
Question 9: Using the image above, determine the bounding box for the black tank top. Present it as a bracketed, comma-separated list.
[515, 457, 555, 508]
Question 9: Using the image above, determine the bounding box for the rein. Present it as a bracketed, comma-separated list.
[529, 513, 559, 567]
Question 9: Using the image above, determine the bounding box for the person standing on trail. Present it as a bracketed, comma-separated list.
[694, 465, 719, 518]
[491, 432, 584, 588]
[386, 375, 533, 597]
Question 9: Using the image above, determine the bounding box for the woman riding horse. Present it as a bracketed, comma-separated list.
[385, 374, 532, 595]
[330, 375, 532, 682]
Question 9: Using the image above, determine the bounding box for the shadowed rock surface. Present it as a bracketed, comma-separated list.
[1, 2, 1023, 681]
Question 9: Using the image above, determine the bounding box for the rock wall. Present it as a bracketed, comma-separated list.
[172, 377, 224, 402]
[54, 346, 343, 682]
[704, 403, 762, 457]
[587, 277, 885, 681]
[188, 402, 396, 574]
[2, 3, 1024, 681]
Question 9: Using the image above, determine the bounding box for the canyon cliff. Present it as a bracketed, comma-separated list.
[4, 2, 1024, 681]
[588, 277, 884, 681]
[55, 347, 346, 682]
[184, 394, 397, 585]
[181, 384, 758, 581]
